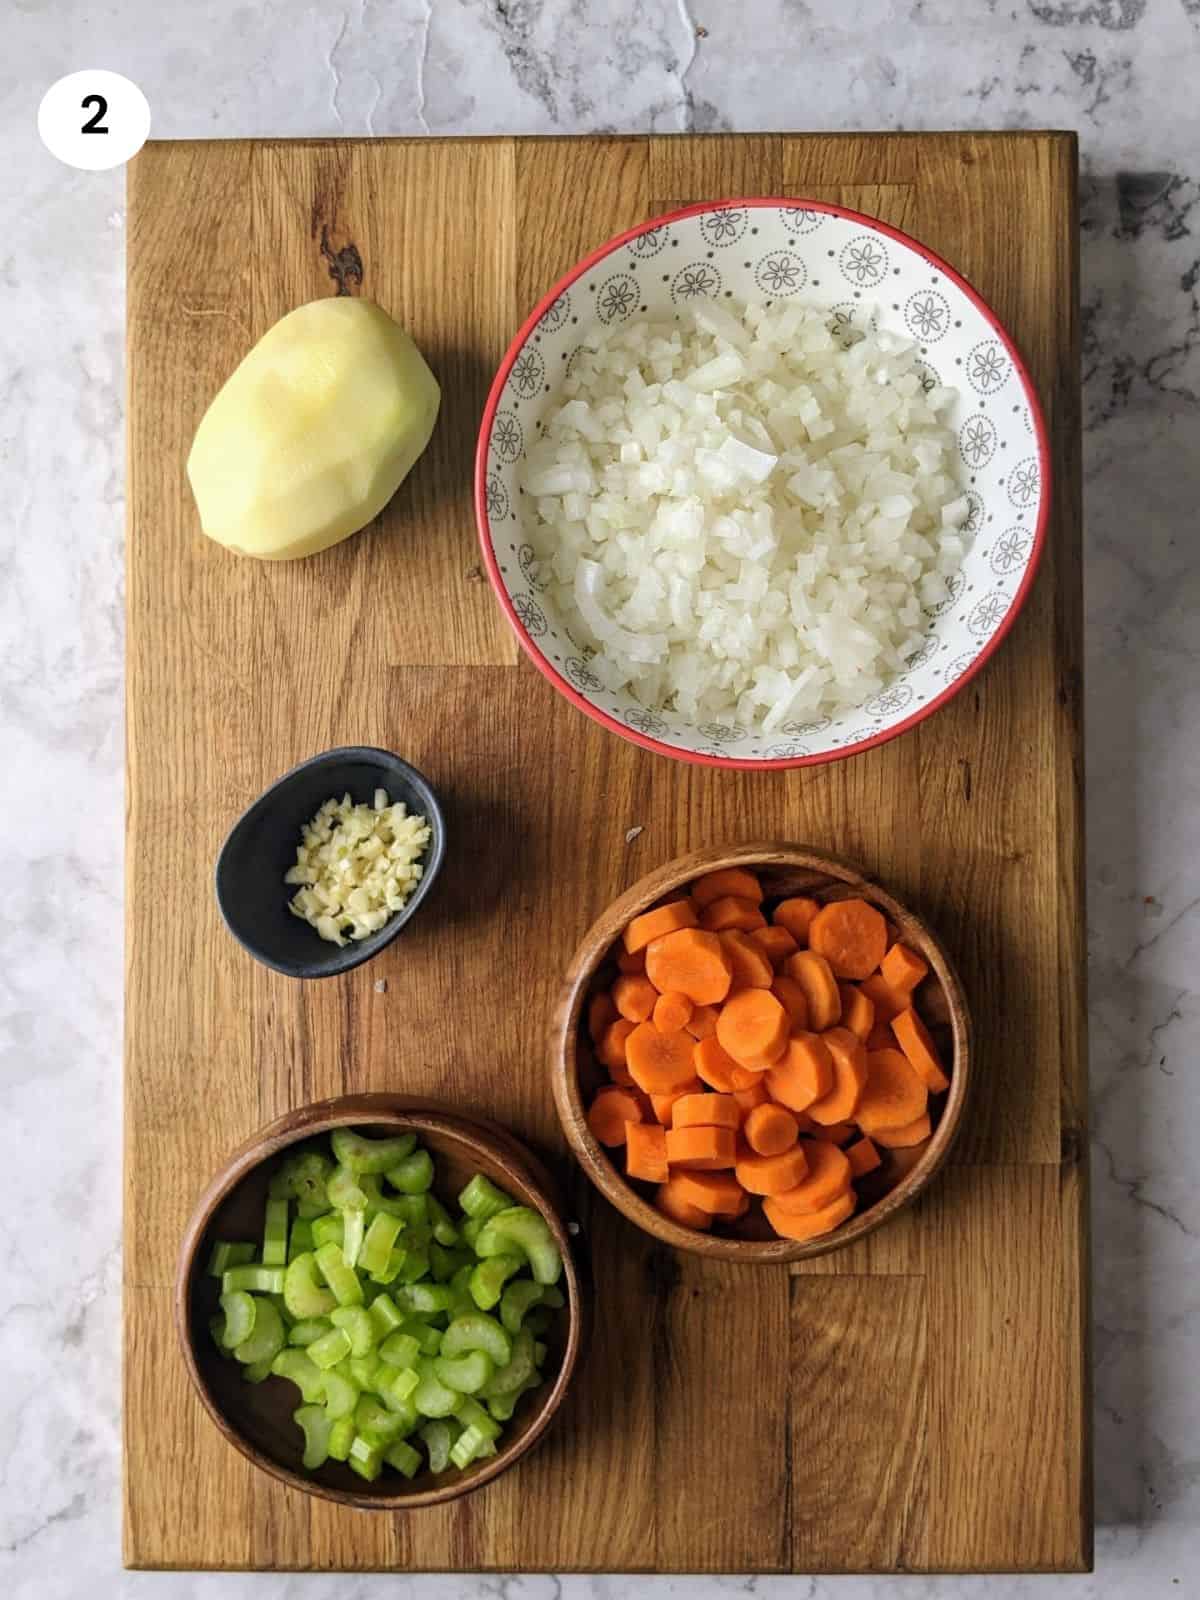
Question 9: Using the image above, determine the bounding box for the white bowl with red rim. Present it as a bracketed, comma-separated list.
[475, 199, 1049, 768]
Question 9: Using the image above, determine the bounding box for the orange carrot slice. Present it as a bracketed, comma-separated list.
[716, 988, 789, 1070]
[652, 990, 693, 1034]
[672, 1092, 740, 1131]
[873, 1113, 932, 1148]
[732, 1078, 770, 1117]
[808, 897, 888, 981]
[764, 1031, 833, 1112]
[808, 1120, 857, 1145]
[624, 899, 699, 954]
[748, 924, 799, 968]
[744, 1101, 800, 1156]
[728, 1063, 766, 1090]
[684, 1003, 720, 1040]
[693, 1035, 741, 1092]
[587, 992, 618, 1045]
[665, 1125, 738, 1170]
[667, 1169, 746, 1216]
[625, 1121, 669, 1182]
[613, 973, 658, 1023]
[691, 867, 764, 908]
[764, 1188, 856, 1240]
[617, 946, 647, 975]
[784, 949, 842, 1031]
[806, 1027, 869, 1124]
[645, 928, 733, 1006]
[771, 975, 810, 1029]
[655, 1178, 712, 1230]
[856, 1048, 929, 1135]
[700, 895, 767, 933]
[837, 982, 875, 1043]
[770, 1139, 852, 1213]
[859, 972, 908, 1025]
[625, 1022, 698, 1095]
[718, 929, 776, 992]
[586, 1086, 644, 1146]
[890, 1007, 950, 1093]
[772, 896, 820, 943]
[845, 1136, 882, 1176]
[596, 1018, 636, 1084]
[649, 1078, 703, 1124]
[880, 941, 929, 995]
[735, 1143, 810, 1195]
[866, 1021, 895, 1052]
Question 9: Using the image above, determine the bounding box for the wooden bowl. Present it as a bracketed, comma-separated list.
[176, 1095, 587, 1509]
[551, 843, 971, 1263]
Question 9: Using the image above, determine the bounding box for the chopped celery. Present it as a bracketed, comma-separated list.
[283, 1252, 337, 1319]
[348, 1355, 379, 1390]
[395, 1247, 430, 1286]
[379, 1331, 421, 1371]
[485, 1389, 517, 1423]
[412, 1356, 460, 1418]
[308, 1327, 352, 1370]
[331, 1127, 417, 1174]
[241, 1356, 274, 1384]
[469, 1254, 522, 1311]
[481, 1327, 535, 1399]
[233, 1297, 284, 1365]
[461, 1217, 484, 1248]
[458, 1174, 513, 1222]
[218, 1289, 257, 1349]
[541, 1286, 565, 1310]
[354, 1394, 408, 1446]
[262, 1197, 289, 1268]
[523, 1306, 552, 1336]
[430, 1242, 473, 1283]
[327, 1415, 355, 1461]
[269, 1148, 333, 1209]
[288, 1218, 314, 1262]
[533, 1340, 547, 1367]
[385, 1148, 434, 1195]
[270, 1348, 326, 1402]
[419, 1418, 461, 1473]
[348, 1434, 383, 1481]
[426, 1194, 460, 1246]
[330, 1305, 376, 1357]
[209, 1314, 231, 1355]
[367, 1293, 404, 1339]
[500, 1280, 545, 1334]
[320, 1368, 358, 1420]
[359, 1212, 404, 1279]
[288, 1317, 332, 1348]
[403, 1317, 443, 1357]
[327, 1164, 369, 1211]
[314, 1242, 364, 1306]
[294, 1404, 332, 1470]
[310, 1213, 344, 1250]
[384, 1438, 422, 1478]
[393, 1193, 430, 1229]
[449, 1424, 491, 1470]
[359, 1175, 415, 1220]
[395, 1281, 452, 1316]
[207, 1241, 255, 1278]
[222, 1264, 285, 1296]
[440, 1313, 512, 1368]
[434, 1350, 495, 1395]
[376, 1363, 421, 1412]
[341, 1207, 366, 1270]
[475, 1207, 562, 1286]
[295, 1196, 327, 1220]
[453, 1396, 501, 1441]
[268, 1291, 295, 1330]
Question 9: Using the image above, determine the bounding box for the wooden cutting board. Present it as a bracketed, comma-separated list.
[124, 131, 1088, 1574]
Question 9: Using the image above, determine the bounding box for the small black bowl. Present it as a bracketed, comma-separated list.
[215, 747, 445, 979]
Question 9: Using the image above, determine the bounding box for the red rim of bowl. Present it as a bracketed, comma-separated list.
[475, 196, 1051, 771]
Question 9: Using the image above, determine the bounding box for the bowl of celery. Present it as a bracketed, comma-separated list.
[176, 1095, 586, 1508]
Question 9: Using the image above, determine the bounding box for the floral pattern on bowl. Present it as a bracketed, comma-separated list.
[476, 199, 1049, 768]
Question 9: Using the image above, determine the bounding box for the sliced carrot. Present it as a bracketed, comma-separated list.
[866, 1021, 895, 1052]
[652, 990, 693, 1034]
[625, 1121, 669, 1182]
[837, 982, 875, 1043]
[667, 1169, 746, 1216]
[645, 928, 733, 1006]
[770, 1139, 852, 1213]
[808, 1120, 857, 1145]
[596, 1018, 636, 1084]
[806, 1027, 869, 1124]
[764, 1188, 856, 1240]
[880, 941, 929, 995]
[732, 1078, 770, 1117]
[764, 1031, 833, 1112]
[716, 988, 790, 1070]
[859, 972, 908, 1025]
[744, 1102, 800, 1157]
[728, 1063, 765, 1090]
[845, 1136, 882, 1176]
[625, 1022, 698, 1095]
[873, 1113, 932, 1148]
[856, 1048, 928, 1135]
[649, 1078, 703, 1124]
[613, 973, 658, 1024]
[624, 898, 699, 955]
[772, 895, 820, 944]
[784, 949, 842, 1031]
[616, 946, 647, 975]
[672, 1092, 740, 1131]
[771, 975, 810, 1029]
[684, 1003, 719, 1040]
[691, 867, 764, 908]
[748, 924, 799, 968]
[735, 1143, 810, 1196]
[587, 992, 618, 1045]
[700, 895, 767, 933]
[692, 1035, 741, 1092]
[655, 1179, 712, 1230]
[890, 1007, 950, 1093]
[718, 929, 775, 991]
[586, 1086, 644, 1146]
[665, 1125, 738, 1170]
[808, 897, 888, 980]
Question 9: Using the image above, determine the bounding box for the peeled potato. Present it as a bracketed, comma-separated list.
[187, 297, 440, 561]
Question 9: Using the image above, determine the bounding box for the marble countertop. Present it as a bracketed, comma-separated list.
[4, 1, 1197, 1594]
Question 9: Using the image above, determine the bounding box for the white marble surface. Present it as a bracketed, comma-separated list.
[3, 0, 1198, 1594]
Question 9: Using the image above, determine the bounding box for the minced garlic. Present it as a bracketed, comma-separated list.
[285, 788, 431, 945]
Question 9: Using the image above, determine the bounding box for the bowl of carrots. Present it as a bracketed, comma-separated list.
[551, 844, 970, 1262]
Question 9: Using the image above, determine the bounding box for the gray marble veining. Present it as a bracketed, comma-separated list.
[3, 1, 1197, 1594]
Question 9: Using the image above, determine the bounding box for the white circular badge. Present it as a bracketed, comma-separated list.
[38, 71, 150, 171]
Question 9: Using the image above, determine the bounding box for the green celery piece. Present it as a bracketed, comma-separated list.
[241, 1357, 274, 1384]
[461, 1217, 484, 1248]
[385, 1148, 434, 1195]
[384, 1438, 423, 1479]
[327, 1414, 355, 1461]
[541, 1286, 565, 1310]
[288, 1218, 315, 1263]
[310, 1213, 344, 1250]
[358, 1175, 414, 1220]
[270, 1348, 326, 1402]
[499, 1280, 544, 1335]
[430, 1242, 473, 1284]
[283, 1252, 337, 1320]
[395, 1281, 452, 1316]
[288, 1317, 333, 1348]
[326, 1163, 369, 1211]
[458, 1174, 513, 1222]
[449, 1424, 490, 1471]
[209, 1314, 231, 1355]
[268, 1291, 295, 1330]
[475, 1207, 562, 1286]
[419, 1418, 461, 1473]
[359, 1212, 404, 1279]
[314, 1242, 364, 1307]
[341, 1207, 366, 1270]
[434, 1350, 495, 1395]
[379, 1331, 421, 1370]
[320, 1368, 359, 1420]
[523, 1306, 552, 1336]
[207, 1241, 255, 1278]
[269, 1148, 334, 1209]
[468, 1255, 522, 1311]
[262, 1197, 289, 1268]
[294, 1404, 332, 1470]
[348, 1434, 383, 1481]
[368, 1293, 404, 1339]
[222, 1264, 286, 1296]
[485, 1389, 517, 1423]
[295, 1196, 327, 1220]
[412, 1356, 460, 1418]
[233, 1297, 285, 1365]
[395, 1247, 430, 1286]
[355, 1394, 408, 1446]
[376, 1363, 421, 1412]
[331, 1127, 417, 1175]
[348, 1355, 378, 1390]
[480, 1327, 535, 1399]
[426, 1194, 460, 1246]
[309, 1327, 353, 1370]
[394, 1193, 429, 1227]
[441, 1313, 512, 1367]
[329, 1305, 376, 1357]
[453, 1395, 502, 1441]
[403, 1318, 443, 1357]
[218, 1290, 257, 1349]
[533, 1340, 547, 1367]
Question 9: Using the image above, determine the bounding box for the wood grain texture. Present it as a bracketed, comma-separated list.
[124, 132, 1087, 1573]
